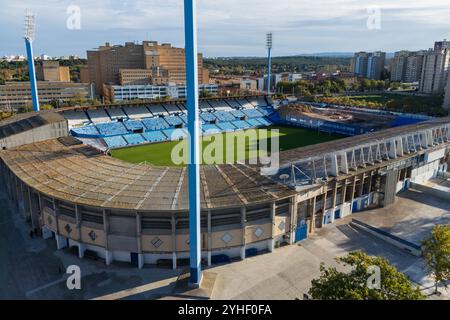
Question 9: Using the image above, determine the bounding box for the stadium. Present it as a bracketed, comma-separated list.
[0, 95, 449, 269]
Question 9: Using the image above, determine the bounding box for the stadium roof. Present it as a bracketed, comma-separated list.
[0, 138, 295, 212]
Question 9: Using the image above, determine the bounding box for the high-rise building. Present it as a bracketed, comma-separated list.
[404, 51, 426, 83]
[353, 52, 369, 77]
[434, 40, 450, 51]
[86, 41, 209, 96]
[390, 51, 426, 83]
[352, 51, 385, 80]
[367, 51, 386, 80]
[419, 49, 450, 94]
[443, 71, 450, 110]
[36, 61, 71, 82]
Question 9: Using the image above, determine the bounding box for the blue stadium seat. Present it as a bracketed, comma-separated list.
[104, 136, 128, 148]
[123, 134, 146, 145]
[123, 120, 145, 131]
[231, 120, 252, 130]
[231, 109, 246, 118]
[200, 112, 217, 122]
[256, 118, 273, 126]
[142, 131, 168, 143]
[247, 118, 263, 127]
[141, 117, 170, 131]
[214, 111, 236, 122]
[165, 115, 184, 127]
[202, 124, 220, 133]
[242, 108, 264, 118]
[163, 128, 189, 141]
[216, 122, 236, 132]
[96, 122, 128, 136]
[71, 125, 99, 137]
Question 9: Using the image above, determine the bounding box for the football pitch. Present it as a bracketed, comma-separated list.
[110, 125, 343, 166]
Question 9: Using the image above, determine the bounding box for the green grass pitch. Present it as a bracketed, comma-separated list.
[110, 125, 343, 166]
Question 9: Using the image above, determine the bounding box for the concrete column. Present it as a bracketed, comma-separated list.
[53, 198, 60, 235]
[427, 130, 433, 146]
[171, 213, 177, 270]
[358, 174, 365, 197]
[78, 243, 86, 258]
[341, 178, 348, 204]
[289, 195, 298, 244]
[240, 206, 246, 260]
[330, 154, 339, 177]
[321, 188, 328, 226]
[396, 137, 404, 157]
[105, 250, 113, 265]
[350, 176, 357, 205]
[310, 197, 317, 232]
[268, 202, 276, 252]
[207, 211, 212, 267]
[340, 152, 349, 174]
[56, 234, 68, 250]
[136, 213, 143, 269]
[330, 183, 338, 223]
[75, 205, 81, 241]
[389, 139, 397, 159]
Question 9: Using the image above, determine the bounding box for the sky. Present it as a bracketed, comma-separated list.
[1, 0, 450, 58]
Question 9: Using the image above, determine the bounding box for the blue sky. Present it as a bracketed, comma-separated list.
[1, 0, 450, 58]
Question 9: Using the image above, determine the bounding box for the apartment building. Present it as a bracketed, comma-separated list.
[418, 49, 450, 94]
[353, 51, 386, 80]
[0, 82, 93, 110]
[86, 41, 209, 96]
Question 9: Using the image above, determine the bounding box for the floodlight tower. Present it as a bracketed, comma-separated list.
[266, 32, 273, 96]
[183, 0, 202, 286]
[24, 9, 40, 112]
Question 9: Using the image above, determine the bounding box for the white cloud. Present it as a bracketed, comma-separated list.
[0, 0, 449, 56]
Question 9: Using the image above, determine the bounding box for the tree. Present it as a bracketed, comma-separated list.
[309, 251, 425, 300]
[421, 223, 450, 294]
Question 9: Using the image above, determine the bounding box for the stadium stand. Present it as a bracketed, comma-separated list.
[148, 105, 169, 117]
[87, 109, 111, 124]
[123, 133, 146, 145]
[256, 118, 273, 126]
[103, 135, 128, 148]
[106, 107, 128, 120]
[242, 108, 264, 118]
[214, 111, 236, 122]
[123, 120, 145, 131]
[142, 131, 168, 143]
[162, 104, 181, 114]
[96, 122, 128, 136]
[231, 109, 246, 118]
[200, 101, 214, 111]
[165, 115, 184, 127]
[202, 124, 221, 133]
[63, 110, 90, 127]
[141, 117, 170, 131]
[179, 114, 188, 124]
[177, 103, 187, 112]
[226, 99, 241, 109]
[238, 99, 254, 109]
[200, 112, 217, 122]
[247, 118, 264, 127]
[257, 97, 269, 107]
[71, 125, 99, 136]
[208, 100, 233, 111]
[232, 120, 252, 130]
[163, 128, 189, 141]
[216, 122, 236, 132]
[123, 106, 153, 119]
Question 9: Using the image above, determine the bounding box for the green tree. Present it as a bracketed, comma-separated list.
[421, 223, 450, 294]
[309, 251, 425, 300]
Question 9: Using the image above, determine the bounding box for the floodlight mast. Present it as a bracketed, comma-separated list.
[24, 9, 40, 112]
[266, 32, 273, 96]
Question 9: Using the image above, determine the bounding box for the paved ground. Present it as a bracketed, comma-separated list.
[351, 189, 450, 245]
[0, 185, 448, 300]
